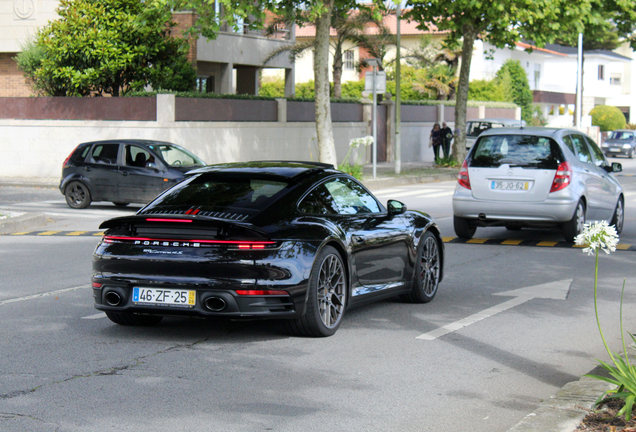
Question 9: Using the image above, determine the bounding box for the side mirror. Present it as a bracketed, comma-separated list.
[605, 162, 622, 173]
[387, 199, 407, 215]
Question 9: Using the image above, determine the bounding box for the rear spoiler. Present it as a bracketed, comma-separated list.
[98, 214, 265, 236]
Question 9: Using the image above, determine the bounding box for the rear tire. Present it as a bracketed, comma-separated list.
[454, 216, 476, 239]
[286, 246, 346, 337]
[105, 312, 163, 326]
[64, 181, 91, 209]
[401, 231, 441, 303]
[610, 197, 624, 234]
[562, 199, 585, 242]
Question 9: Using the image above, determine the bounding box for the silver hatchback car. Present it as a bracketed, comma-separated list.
[453, 127, 624, 242]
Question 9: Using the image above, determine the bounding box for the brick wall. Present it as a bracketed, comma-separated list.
[0, 53, 32, 97]
[171, 12, 198, 67]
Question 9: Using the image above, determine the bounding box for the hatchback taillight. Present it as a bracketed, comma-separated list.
[550, 161, 572, 192]
[458, 160, 471, 190]
[62, 145, 79, 168]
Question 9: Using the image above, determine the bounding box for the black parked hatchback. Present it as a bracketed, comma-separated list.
[60, 139, 206, 208]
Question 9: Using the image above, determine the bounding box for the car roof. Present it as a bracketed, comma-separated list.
[467, 118, 525, 124]
[478, 127, 588, 139]
[186, 161, 337, 180]
[81, 139, 177, 147]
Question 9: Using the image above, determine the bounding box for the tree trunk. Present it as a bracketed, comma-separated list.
[332, 50, 343, 99]
[314, 0, 338, 166]
[452, 24, 477, 163]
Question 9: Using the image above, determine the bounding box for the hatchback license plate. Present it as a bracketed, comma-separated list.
[491, 181, 529, 191]
[133, 287, 195, 307]
[610, 147, 621, 152]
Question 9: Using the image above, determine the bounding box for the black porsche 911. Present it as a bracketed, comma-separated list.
[92, 161, 444, 337]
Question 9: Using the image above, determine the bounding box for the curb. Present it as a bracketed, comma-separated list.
[507, 374, 613, 432]
[362, 172, 459, 190]
[0, 212, 48, 234]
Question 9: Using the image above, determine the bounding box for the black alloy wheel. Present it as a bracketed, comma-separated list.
[402, 231, 441, 303]
[64, 181, 92, 209]
[105, 311, 163, 326]
[287, 246, 346, 337]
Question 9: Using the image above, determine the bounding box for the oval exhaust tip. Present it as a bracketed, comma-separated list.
[204, 297, 227, 312]
[104, 291, 122, 307]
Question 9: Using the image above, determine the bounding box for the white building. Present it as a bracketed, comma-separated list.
[461, 40, 632, 124]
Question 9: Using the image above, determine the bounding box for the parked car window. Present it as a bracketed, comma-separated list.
[471, 135, 562, 169]
[89, 143, 119, 165]
[569, 134, 593, 164]
[562, 135, 576, 155]
[147, 144, 205, 167]
[324, 178, 381, 215]
[584, 136, 607, 167]
[124, 145, 154, 168]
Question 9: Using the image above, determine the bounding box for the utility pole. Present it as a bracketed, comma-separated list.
[394, 1, 402, 174]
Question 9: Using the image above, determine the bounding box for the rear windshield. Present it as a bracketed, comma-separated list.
[470, 135, 563, 169]
[143, 174, 290, 214]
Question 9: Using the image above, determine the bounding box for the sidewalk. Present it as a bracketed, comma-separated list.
[0, 165, 612, 432]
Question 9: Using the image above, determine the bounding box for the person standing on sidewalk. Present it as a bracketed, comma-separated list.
[429, 122, 442, 163]
[441, 122, 453, 159]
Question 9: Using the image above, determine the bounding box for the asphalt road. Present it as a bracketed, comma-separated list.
[1, 158, 635, 431]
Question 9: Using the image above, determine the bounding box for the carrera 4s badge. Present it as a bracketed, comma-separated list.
[143, 249, 183, 255]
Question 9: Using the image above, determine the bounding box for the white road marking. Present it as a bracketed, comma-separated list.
[82, 312, 107, 320]
[0, 285, 90, 306]
[416, 279, 572, 341]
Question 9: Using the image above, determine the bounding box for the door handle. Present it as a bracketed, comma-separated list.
[353, 235, 366, 244]
[84, 166, 92, 172]
[121, 171, 129, 176]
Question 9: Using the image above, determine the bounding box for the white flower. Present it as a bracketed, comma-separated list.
[349, 136, 374, 148]
[575, 221, 619, 255]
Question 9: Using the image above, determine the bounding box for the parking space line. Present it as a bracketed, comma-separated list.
[502, 239, 523, 245]
[66, 231, 87, 236]
[537, 241, 558, 247]
[36, 231, 60, 236]
[82, 312, 106, 320]
[467, 238, 488, 244]
[0, 285, 89, 306]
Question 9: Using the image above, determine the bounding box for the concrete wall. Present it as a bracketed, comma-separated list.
[0, 95, 515, 180]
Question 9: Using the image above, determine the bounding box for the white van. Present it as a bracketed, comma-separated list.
[466, 118, 526, 149]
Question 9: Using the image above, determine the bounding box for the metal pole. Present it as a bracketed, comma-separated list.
[576, 32, 583, 128]
[372, 65, 377, 179]
[394, 2, 401, 174]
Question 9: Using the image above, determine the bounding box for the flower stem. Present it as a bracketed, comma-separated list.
[594, 249, 617, 363]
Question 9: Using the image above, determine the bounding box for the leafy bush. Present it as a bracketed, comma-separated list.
[468, 79, 507, 102]
[591, 105, 627, 131]
[260, 81, 285, 98]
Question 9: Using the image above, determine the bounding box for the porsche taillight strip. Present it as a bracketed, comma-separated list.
[146, 218, 192, 223]
[103, 235, 275, 247]
[235, 289, 289, 296]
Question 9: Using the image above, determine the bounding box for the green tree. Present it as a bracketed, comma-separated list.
[406, 0, 598, 162]
[264, 7, 380, 99]
[495, 60, 532, 122]
[23, 0, 196, 96]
